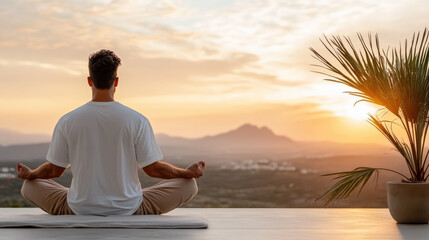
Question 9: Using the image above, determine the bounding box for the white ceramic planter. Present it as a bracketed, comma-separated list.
[387, 181, 429, 224]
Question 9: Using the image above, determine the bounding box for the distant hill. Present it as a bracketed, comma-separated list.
[157, 124, 295, 149]
[0, 143, 50, 161]
[156, 124, 388, 155]
[0, 123, 390, 161]
[198, 124, 294, 149]
[0, 129, 50, 146]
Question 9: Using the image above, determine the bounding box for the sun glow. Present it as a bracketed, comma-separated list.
[335, 103, 378, 121]
[343, 104, 377, 120]
[319, 98, 378, 121]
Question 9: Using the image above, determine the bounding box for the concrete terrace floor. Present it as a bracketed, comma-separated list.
[0, 208, 429, 240]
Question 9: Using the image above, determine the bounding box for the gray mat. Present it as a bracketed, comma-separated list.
[0, 214, 209, 229]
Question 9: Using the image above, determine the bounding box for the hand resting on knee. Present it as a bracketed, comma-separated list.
[143, 161, 206, 179]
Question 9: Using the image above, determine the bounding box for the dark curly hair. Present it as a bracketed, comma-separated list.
[88, 49, 121, 89]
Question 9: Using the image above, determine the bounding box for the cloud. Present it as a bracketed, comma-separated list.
[0, 59, 81, 76]
[0, 41, 18, 47]
[117, 52, 261, 96]
[237, 72, 306, 87]
[134, 52, 258, 79]
[1, 0, 429, 142]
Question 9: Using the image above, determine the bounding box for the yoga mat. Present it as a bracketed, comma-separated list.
[0, 214, 208, 229]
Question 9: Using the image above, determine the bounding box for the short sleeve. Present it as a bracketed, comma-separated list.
[135, 118, 163, 168]
[46, 118, 70, 168]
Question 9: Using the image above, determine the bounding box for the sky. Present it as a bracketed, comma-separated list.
[0, 0, 428, 145]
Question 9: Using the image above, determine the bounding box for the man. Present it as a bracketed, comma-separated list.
[17, 49, 206, 216]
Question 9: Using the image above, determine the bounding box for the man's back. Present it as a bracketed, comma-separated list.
[18, 50, 204, 216]
[47, 101, 163, 215]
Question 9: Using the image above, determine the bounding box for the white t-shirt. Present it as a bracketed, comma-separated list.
[46, 101, 163, 216]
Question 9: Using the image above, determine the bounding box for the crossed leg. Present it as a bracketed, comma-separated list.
[133, 178, 198, 215]
[21, 179, 74, 215]
[21, 178, 198, 215]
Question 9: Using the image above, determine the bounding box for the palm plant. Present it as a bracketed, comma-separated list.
[310, 28, 429, 205]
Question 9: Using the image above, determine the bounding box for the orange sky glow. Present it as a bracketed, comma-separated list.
[1, 0, 428, 145]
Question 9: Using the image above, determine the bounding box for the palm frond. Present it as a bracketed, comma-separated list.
[367, 114, 417, 179]
[310, 33, 400, 116]
[311, 29, 429, 205]
[317, 167, 378, 206]
[310, 28, 429, 185]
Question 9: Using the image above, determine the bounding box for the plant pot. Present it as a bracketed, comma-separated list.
[387, 181, 429, 224]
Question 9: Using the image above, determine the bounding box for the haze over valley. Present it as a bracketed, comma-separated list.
[0, 124, 402, 208]
[0, 123, 389, 162]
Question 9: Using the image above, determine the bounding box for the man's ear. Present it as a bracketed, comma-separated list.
[87, 77, 93, 87]
[114, 77, 119, 87]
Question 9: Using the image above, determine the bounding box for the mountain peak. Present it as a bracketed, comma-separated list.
[194, 123, 293, 150]
[234, 124, 275, 135]
[197, 123, 294, 146]
[236, 123, 259, 131]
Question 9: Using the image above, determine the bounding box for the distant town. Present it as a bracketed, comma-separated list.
[221, 158, 318, 174]
[0, 167, 16, 179]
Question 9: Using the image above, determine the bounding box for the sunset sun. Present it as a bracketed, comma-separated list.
[321, 102, 377, 121]
[342, 104, 377, 121]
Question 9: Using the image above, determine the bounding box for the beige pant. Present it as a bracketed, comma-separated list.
[21, 178, 198, 215]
